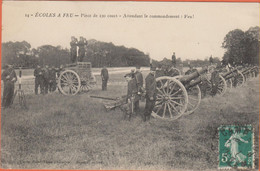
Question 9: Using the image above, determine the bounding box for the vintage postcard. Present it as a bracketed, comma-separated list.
[1, 1, 259, 170]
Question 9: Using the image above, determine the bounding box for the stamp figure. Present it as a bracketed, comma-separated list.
[218, 125, 254, 169]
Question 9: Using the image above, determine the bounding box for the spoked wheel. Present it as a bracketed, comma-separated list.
[226, 78, 233, 89]
[216, 75, 227, 96]
[58, 70, 81, 95]
[174, 76, 201, 115]
[152, 76, 188, 121]
[184, 85, 201, 115]
[233, 71, 245, 87]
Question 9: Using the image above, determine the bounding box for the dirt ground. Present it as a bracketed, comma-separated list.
[1, 71, 259, 170]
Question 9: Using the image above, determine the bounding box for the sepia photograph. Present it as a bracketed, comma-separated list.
[1, 1, 259, 170]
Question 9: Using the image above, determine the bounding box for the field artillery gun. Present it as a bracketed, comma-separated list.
[152, 67, 211, 120]
[239, 66, 259, 81]
[57, 62, 96, 95]
[220, 67, 245, 88]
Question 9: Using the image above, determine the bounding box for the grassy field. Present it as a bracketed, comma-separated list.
[1, 71, 259, 170]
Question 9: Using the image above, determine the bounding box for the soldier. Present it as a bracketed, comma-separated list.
[172, 52, 176, 67]
[57, 64, 64, 78]
[210, 69, 221, 96]
[49, 66, 57, 92]
[101, 66, 109, 91]
[78, 36, 88, 62]
[70, 36, 78, 63]
[134, 66, 143, 113]
[42, 65, 50, 94]
[34, 65, 44, 95]
[1, 64, 17, 108]
[125, 72, 138, 117]
[143, 66, 157, 122]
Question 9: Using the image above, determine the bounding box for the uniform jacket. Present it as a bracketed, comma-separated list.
[34, 68, 43, 78]
[1, 68, 17, 85]
[135, 71, 143, 92]
[145, 73, 156, 98]
[127, 78, 138, 100]
[101, 68, 109, 80]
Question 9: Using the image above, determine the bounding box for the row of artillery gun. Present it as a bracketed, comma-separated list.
[90, 65, 259, 121]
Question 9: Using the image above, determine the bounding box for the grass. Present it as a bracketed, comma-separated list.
[1, 73, 259, 170]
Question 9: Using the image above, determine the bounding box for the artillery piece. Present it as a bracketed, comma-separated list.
[221, 67, 245, 88]
[57, 62, 96, 95]
[152, 68, 208, 120]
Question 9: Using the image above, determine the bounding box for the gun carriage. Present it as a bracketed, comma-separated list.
[57, 62, 96, 95]
[152, 68, 210, 120]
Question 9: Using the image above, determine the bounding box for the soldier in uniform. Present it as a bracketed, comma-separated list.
[143, 66, 157, 122]
[49, 66, 57, 92]
[210, 69, 221, 96]
[125, 71, 139, 117]
[101, 66, 109, 91]
[70, 36, 78, 63]
[1, 65, 17, 108]
[78, 36, 88, 62]
[34, 65, 44, 95]
[43, 65, 50, 94]
[134, 66, 143, 113]
[172, 52, 176, 67]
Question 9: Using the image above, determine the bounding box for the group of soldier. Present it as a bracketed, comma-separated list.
[70, 36, 88, 63]
[122, 65, 157, 122]
[34, 65, 64, 95]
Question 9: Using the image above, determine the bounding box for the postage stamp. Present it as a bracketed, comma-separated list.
[218, 125, 254, 169]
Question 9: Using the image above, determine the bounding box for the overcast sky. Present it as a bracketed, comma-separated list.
[2, 1, 259, 61]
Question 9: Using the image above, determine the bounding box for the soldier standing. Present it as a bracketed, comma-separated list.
[34, 65, 44, 95]
[126, 72, 138, 116]
[134, 66, 143, 113]
[70, 36, 78, 63]
[172, 52, 176, 67]
[101, 66, 109, 91]
[78, 37, 88, 62]
[49, 66, 57, 92]
[143, 66, 157, 122]
[1, 65, 17, 108]
[210, 70, 221, 96]
[43, 65, 50, 94]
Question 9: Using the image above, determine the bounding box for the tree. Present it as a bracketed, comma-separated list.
[222, 27, 259, 66]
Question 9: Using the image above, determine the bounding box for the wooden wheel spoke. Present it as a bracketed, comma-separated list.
[155, 104, 163, 113]
[169, 82, 177, 94]
[168, 102, 180, 115]
[188, 101, 195, 108]
[156, 88, 165, 96]
[162, 104, 167, 118]
[170, 96, 184, 100]
[188, 96, 198, 102]
[166, 80, 170, 93]
[170, 89, 182, 97]
[167, 104, 173, 118]
[170, 99, 184, 106]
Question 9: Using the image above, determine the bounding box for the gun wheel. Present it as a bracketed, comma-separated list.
[216, 75, 227, 96]
[226, 78, 233, 89]
[58, 70, 81, 95]
[184, 85, 201, 115]
[233, 70, 245, 87]
[152, 76, 188, 121]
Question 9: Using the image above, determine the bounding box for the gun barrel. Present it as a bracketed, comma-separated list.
[90, 95, 117, 101]
[179, 68, 207, 84]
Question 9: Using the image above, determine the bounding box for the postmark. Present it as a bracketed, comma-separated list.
[218, 125, 254, 169]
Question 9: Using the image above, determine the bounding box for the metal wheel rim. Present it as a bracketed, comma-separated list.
[58, 70, 81, 95]
[216, 75, 227, 96]
[152, 76, 188, 120]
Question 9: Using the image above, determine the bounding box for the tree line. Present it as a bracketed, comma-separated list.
[2, 39, 150, 68]
[2, 26, 259, 69]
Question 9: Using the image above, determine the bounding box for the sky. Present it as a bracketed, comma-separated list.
[2, 1, 259, 61]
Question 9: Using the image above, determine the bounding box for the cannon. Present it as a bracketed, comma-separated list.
[57, 62, 96, 95]
[152, 68, 208, 120]
[221, 67, 245, 88]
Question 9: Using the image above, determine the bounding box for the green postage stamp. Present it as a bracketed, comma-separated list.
[218, 125, 254, 169]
